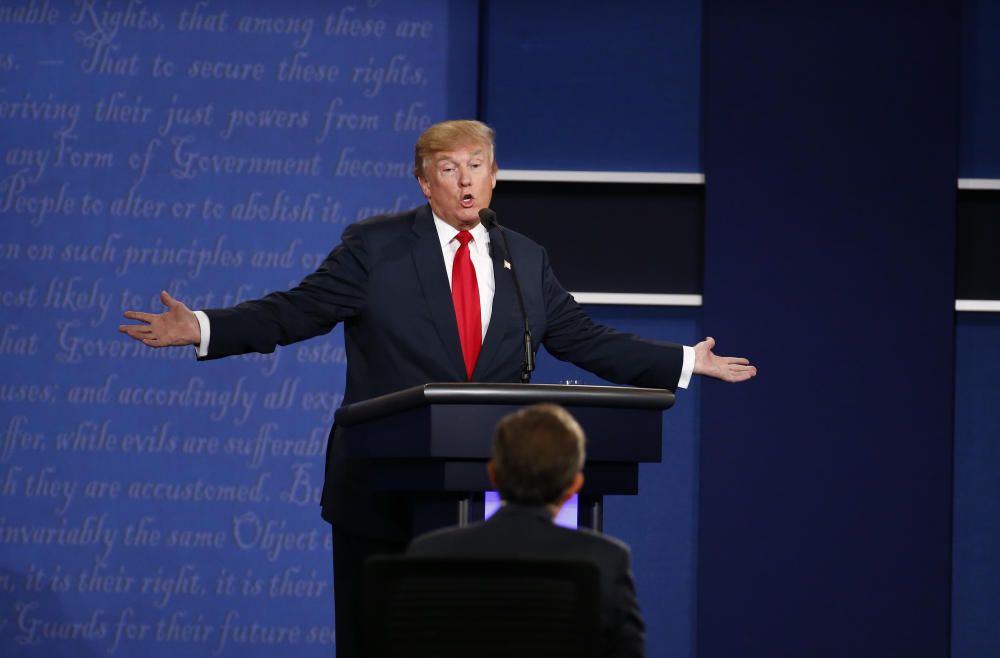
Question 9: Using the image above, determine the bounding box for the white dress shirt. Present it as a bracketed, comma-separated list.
[195, 213, 693, 388]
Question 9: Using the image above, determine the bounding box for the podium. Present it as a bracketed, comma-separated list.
[334, 383, 674, 534]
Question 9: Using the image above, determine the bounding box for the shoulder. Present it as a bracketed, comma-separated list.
[491, 225, 544, 252]
[334, 206, 428, 260]
[346, 205, 425, 239]
[406, 524, 480, 555]
[487, 225, 549, 275]
[558, 525, 632, 563]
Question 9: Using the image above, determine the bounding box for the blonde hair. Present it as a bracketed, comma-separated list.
[413, 120, 498, 179]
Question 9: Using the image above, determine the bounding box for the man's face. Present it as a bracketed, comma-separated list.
[417, 143, 497, 230]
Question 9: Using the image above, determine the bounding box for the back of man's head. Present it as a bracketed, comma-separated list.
[491, 404, 586, 506]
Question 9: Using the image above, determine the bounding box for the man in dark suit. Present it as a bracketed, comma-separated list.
[119, 120, 755, 657]
[408, 403, 645, 658]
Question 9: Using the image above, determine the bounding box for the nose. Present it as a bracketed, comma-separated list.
[458, 166, 471, 185]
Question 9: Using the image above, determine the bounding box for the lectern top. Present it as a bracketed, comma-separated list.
[335, 382, 674, 427]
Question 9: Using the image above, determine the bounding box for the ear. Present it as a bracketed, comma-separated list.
[568, 471, 584, 497]
[490, 169, 497, 190]
[556, 472, 584, 508]
[487, 460, 498, 489]
[417, 175, 432, 198]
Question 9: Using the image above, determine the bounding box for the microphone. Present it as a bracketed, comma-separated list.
[478, 208, 498, 230]
[479, 208, 534, 384]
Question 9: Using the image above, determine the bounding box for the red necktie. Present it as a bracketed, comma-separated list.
[452, 231, 481, 380]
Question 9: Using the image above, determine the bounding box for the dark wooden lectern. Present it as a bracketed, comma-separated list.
[334, 383, 674, 534]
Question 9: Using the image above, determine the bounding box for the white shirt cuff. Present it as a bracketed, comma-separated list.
[193, 310, 211, 358]
[677, 345, 695, 389]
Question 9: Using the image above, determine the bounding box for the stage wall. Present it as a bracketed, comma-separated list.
[1, 2, 474, 656]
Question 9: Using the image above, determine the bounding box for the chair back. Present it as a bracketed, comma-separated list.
[364, 556, 602, 658]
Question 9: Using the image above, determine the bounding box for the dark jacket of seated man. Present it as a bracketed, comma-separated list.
[406, 404, 644, 658]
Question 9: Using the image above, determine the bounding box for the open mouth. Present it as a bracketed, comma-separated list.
[460, 193, 475, 208]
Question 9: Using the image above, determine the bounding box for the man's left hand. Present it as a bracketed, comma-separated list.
[692, 337, 757, 383]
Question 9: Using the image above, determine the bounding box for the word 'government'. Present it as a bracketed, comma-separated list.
[170, 137, 322, 180]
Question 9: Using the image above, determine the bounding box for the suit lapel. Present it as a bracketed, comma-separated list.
[472, 230, 518, 380]
[411, 206, 467, 378]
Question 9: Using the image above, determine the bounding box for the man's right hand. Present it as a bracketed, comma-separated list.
[119, 291, 201, 348]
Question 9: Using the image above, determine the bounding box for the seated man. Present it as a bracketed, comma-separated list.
[407, 403, 644, 658]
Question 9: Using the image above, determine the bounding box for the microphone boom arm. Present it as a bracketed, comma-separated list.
[479, 208, 535, 384]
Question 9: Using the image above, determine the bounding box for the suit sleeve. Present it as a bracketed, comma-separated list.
[538, 248, 684, 391]
[200, 222, 369, 360]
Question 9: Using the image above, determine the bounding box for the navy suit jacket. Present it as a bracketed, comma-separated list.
[407, 503, 645, 658]
[201, 205, 683, 537]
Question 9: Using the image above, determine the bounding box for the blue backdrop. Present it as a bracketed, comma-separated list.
[1, 2, 475, 656]
[3, 1, 998, 657]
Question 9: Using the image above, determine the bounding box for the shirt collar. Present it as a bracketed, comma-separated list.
[493, 502, 556, 523]
[432, 212, 490, 250]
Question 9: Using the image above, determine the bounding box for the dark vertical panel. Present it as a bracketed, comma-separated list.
[953, 314, 1000, 658]
[959, 0, 1000, 177]
[699, 2, 957, 657]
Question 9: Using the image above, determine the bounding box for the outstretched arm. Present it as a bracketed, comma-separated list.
[693, 336, 757, 382]
[119, 291, 201, 348]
